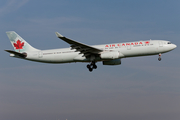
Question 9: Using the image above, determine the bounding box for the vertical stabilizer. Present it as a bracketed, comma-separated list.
[6, 31, 39, 53]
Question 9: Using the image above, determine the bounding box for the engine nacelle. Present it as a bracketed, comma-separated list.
[103, 59, 121, 65]
[100, 51, 120, 60]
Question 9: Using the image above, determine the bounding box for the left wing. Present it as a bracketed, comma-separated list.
[55, 32, 102, 56]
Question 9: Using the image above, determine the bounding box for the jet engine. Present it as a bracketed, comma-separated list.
[103, 59, 121, 65]
[100, 51, 124, 60]
[100, 51, 120, 60]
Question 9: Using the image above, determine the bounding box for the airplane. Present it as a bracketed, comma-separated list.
[5, 31, 177, 72]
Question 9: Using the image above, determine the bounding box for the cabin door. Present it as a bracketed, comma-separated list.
[127, 45, 131, 50]
[159, 41, 163, 47]
[38, 51, 43, 58]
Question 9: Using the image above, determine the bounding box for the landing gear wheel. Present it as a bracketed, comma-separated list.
[87, 64, 90, 68]
[86, 61, 97, 72]
[93, 64, 97, 69]
[158, 53, 162, 61]
[158, 57, 161, 61]
[89, 68, 93, 72]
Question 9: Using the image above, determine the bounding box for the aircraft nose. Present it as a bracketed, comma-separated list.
[173, 44, 177, 49]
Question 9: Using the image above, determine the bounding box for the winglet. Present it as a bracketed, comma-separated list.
[55, 32, 64, 38]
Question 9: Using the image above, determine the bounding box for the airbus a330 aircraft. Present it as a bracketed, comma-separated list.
[5, 31, 177, 72]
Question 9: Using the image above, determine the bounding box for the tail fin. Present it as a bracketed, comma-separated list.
[6, 31, 39, 53]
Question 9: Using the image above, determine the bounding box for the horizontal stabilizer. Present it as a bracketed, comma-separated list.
[5, 50, 27, 58]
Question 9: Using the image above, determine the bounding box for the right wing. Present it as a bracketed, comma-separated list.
[55, 32, 103, 57]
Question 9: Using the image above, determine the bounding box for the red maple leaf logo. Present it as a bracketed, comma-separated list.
[13, 40, 24, 49]
[145, 41, 150, 44]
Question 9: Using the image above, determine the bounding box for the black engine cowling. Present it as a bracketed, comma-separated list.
[103, 59, 121, 65]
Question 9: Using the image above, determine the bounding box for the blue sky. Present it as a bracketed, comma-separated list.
[0, 0, 180, 120]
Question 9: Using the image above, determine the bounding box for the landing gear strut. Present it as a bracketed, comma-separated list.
[158, 53, 162, 61]
[87, 61, 97, 72]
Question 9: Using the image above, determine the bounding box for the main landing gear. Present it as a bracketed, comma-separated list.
[87, 61, 97, 72]
[158, 53, 162, 61]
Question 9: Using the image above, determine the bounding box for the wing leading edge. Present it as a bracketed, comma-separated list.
[55, 32, 102, 56]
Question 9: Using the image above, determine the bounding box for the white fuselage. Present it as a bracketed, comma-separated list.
[23, 40, 176, 63]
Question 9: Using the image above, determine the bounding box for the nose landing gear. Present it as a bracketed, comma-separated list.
[87, 61, 97, 72]
[158, 53, 161, 61]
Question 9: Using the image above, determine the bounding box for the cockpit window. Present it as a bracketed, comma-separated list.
[167, 42, 171, 44]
